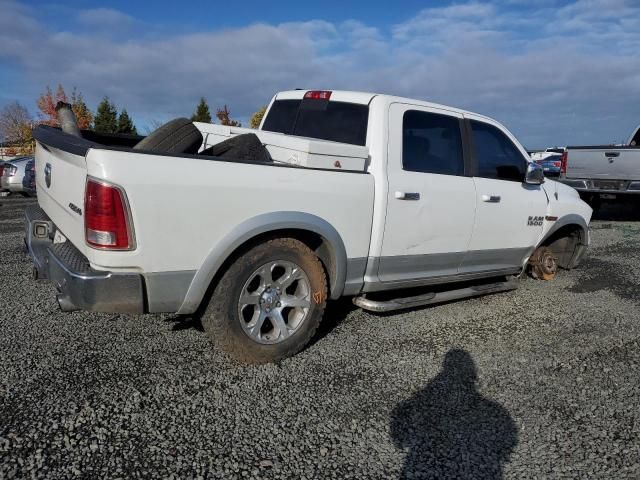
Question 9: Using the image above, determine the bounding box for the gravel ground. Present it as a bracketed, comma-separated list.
[1, 195, 639, 479]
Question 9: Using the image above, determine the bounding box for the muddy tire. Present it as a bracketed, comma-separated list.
[202, 238, 327, 364]
[529, 246, 558, 280]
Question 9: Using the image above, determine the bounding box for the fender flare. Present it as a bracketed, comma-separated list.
[176, 212, 348, 314]
[538, 214, 590, 247]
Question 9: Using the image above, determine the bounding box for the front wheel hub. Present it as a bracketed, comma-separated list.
[529, 246, 557, 281]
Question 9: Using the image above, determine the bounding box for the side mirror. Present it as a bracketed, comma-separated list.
[524, 162, 545, 185]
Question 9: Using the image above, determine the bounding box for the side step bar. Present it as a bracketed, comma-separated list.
[352, 277, 519, 313]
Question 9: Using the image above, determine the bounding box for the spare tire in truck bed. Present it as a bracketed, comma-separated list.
[134, 118, 203, 154]
[200, 133, 272, 163]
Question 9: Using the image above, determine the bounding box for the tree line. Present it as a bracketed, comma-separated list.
[0, 85, 268, 155]
[190, 97, 266, 129]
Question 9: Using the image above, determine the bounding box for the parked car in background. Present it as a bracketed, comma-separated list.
[22, 159, 36, 196]
[559, 126, 640, 208]
[1, 157, 33, 196]
[530, 150, 563, 177]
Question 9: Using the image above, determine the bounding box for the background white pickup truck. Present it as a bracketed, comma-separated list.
[27, 90, 592, 363]
[560, 125, 640, 208]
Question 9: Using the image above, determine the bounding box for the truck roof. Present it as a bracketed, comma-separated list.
[274, 89, 495, 123]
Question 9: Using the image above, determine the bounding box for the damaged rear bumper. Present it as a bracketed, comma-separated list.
[24, 205, 144, 314]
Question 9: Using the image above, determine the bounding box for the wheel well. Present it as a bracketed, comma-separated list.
[540, 224, 584, 269]
[199, 229, 336, 312]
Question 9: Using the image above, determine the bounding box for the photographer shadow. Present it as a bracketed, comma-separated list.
[390, 349, 518, 479]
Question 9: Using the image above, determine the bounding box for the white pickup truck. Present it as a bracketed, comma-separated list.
[26, 90, 592, 363]
[559, 125, 640, 208]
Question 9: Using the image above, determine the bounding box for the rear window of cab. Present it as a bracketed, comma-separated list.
[262, 99, 369, 146]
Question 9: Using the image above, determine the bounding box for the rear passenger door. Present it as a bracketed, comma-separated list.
[378, 103, 476, 283]
[461, 115, 548, 273]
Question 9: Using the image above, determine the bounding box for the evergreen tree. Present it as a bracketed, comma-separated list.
[117, 109, 137, 135]
[191, 97, 212, 123]
[94, 97, 118, 133]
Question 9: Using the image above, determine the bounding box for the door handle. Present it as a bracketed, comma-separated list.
[395, 191, 420, 200]
[481, 194, 501, 203]
[604, 152, 620, 158]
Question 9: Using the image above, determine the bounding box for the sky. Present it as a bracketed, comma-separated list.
[1, 0, 639, 148]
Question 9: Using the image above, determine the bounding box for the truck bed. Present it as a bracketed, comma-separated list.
[32, 126, 375, 278]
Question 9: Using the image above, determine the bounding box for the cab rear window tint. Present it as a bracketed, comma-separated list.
[261, 100, 299, 135]
[262, 99, 369, 146]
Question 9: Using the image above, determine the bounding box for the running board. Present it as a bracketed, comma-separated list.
[352, 277, 519, 313]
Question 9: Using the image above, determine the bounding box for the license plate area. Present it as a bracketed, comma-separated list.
[592, 180, 626, 190]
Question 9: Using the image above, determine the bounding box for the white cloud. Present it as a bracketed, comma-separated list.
[77, 8, 134, 29]
[1, 0, 639, 146]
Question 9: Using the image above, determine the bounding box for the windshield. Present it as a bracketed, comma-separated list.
[262, 99, 369, 146]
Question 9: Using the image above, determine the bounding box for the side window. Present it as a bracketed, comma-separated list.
[470, 120, 527, 182]
[402, 110, 464, 176]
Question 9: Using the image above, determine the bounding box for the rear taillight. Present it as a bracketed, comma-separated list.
[304, 90, 332, 100]
[7, 165, 17, 177]
[560, 152, 568, 174]
[0, 165, 4, 177]
[84, 178, 135, 250]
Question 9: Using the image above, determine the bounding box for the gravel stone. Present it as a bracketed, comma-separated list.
[1, 195, 639, 479]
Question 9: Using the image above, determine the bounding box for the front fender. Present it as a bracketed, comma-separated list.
[538, 213, 590, 247]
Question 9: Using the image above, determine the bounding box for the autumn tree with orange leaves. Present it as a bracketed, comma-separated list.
[216, 105, 241, 127]
[36, 84, 93, 129]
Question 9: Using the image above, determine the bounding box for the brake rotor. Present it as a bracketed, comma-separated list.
[529, 246, 557, 281]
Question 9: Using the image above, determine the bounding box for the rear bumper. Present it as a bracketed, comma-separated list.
[1, 176, 25, 192]
[24, 205, 144, 314]
[559, 178, 640, 194]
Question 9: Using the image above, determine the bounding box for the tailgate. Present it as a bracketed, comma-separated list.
[33, 128, 91, 252]
[566, 148, 640, 180]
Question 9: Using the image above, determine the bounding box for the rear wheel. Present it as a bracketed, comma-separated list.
[202, 238, 327, 363]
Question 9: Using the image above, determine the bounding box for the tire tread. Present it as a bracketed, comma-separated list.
[202, 238, 327, 364]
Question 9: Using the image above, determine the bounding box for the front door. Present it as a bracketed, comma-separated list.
[462, 115, 548, 273]
[378, 103, 476, 283]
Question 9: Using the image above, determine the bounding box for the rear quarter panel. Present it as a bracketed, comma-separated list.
[84, 149, 375, 275]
